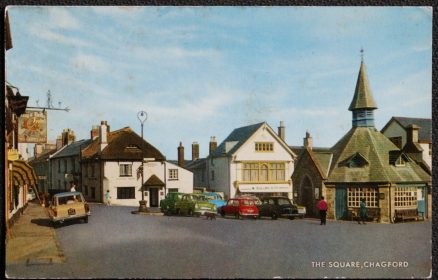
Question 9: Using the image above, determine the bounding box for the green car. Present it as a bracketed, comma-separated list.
[160, 192, 184, 215]
[174, 194, 217, 217]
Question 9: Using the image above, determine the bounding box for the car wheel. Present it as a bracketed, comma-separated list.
[300, 215, 304, 219]
[236, 212, 242, 220]
[289, 217, 295, 220]
[176, 208, 181, 216]
[84, 216, 88, 223]
[271, 213, 278, 220]
[220, 210, 225, 217]
[188, 209, 193, 216]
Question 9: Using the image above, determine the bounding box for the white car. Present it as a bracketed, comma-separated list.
[27, 188, 36, 201]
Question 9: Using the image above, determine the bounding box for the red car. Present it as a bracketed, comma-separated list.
[219, 198, 259, 219]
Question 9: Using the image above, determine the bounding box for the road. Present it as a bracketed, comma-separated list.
[6, 204, 432, 278]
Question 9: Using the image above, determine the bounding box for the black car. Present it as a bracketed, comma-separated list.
[258, 196, 299, 220]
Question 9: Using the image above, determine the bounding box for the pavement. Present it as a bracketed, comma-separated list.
[5, 201, 65, 265]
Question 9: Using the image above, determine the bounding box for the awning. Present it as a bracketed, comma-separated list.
[10, 160, 38, 187]
[142, 174, 165, 189]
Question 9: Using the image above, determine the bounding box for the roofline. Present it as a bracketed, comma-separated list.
[381, 116, 432, 134]
[229, 122, 297, 159]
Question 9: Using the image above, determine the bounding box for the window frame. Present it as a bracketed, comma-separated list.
[119, 163, 133, 177]
[117, 187, 136, 199]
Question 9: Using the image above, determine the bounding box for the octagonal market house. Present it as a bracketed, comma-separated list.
[292, 59, 431, 223]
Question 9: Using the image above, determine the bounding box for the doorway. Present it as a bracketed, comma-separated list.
[149, 188, 159, 207]
[301, 176, 314, 217]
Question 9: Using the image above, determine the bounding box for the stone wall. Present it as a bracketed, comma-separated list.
[325, 186, 335, 219]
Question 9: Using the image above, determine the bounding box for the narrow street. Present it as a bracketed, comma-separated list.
[6, 204, 432, 279]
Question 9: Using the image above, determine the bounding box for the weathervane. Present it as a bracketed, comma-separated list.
[360, 48, 364, 62]
[27, 90, 70, 112]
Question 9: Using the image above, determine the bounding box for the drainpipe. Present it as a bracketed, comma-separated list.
[389, 183, 392, 223]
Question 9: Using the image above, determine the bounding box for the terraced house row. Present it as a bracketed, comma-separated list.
[28, 58, 431, 223]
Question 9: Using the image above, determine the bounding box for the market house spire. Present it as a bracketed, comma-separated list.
[348, 50, 378, 127]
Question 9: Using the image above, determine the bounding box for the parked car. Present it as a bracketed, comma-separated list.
[48, 192, 90, 227]
[174, 194, 217, 217]
[235, 194, 262, 206]
[220, 198, 259, 219]
[203, 192, 226, 212]
[160, 192, 184, 215]
[27, 188, 36, 201]
[258, 196, 299, 220]
[290, 199, 307, 218]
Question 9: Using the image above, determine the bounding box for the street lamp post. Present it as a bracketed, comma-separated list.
[137, 110, 148, 213]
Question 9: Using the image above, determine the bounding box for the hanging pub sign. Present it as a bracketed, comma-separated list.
[18, 110, 47, 143]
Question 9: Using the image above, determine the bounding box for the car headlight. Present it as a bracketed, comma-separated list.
[213, 205, 217, 211]
[195, 204, 200, 209]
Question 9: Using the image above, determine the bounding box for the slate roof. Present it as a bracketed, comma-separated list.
[290, 146, 332, 179]
[51, 139, 92, 159]
[326, 127, 430, 184]
[381, 117, 432, 143]
[348, 62, 378, 111]
[29, 149, 57, 164]
[210, 122, 265, 157]
[81, 127, 165, 161]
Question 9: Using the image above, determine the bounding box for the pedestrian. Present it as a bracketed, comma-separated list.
[70, 183, 76, 192]
[316, 196, 328, 225]
[359, 198, 367, 224]
[105, 190, 111, 206]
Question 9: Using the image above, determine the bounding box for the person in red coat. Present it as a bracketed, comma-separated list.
[316, 196, 328, 225]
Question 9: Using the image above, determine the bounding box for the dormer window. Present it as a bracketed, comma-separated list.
[389, 151, 409, 166]
[125, 144, 141, 152]
[340, 153, 369, 168]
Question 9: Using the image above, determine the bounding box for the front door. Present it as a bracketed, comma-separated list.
[150, 188, 159, 207]
[417, 187, 426, 217]
[301, 177, 314, 217]
[335, 187, 347, 220]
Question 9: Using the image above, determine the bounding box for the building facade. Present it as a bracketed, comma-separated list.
[381, 117, 432, 171]
[292, 58, 431, 222]
[204, 122, 296, 200]
[80, 121, 193, 207]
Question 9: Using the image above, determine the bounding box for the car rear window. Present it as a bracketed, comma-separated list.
[57, 195, 83, 205]
[278, 198, 291, 206]
[242, 199, 255, 206]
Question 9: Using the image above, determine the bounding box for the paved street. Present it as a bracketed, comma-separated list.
[6, 204, 431, 279]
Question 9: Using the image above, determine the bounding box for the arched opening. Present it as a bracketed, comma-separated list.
[301, 175, 314, 217]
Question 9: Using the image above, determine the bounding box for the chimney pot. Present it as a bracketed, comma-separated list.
[178, 142, 185, 167]
[278, 121, 285, 141]
[192, 142, 200, 161]
[209, 136, 217, 155]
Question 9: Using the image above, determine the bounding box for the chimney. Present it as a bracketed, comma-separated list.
[192, 142, 199, 161]
[278, 121, 285, 141]
[406, 124, 419, 144]
[178, 142, 185, 167]
[209, 136, 217, 155]
[62, 129, 76, 146]
[99, 121, 108, 152]
[304, 131, 313, 150]
[90, 125, 99, 140]
[56, 136, 62, 150]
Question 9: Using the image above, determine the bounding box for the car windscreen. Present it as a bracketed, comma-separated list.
[194, 196, 208, 202]
[277, 198, 292, 206]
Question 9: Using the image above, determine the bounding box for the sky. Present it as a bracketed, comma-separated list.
[6, 6, 432, 160]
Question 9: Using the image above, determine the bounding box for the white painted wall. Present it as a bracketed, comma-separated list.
[208, 124, 295, 200]
[102, 160, 193, 207]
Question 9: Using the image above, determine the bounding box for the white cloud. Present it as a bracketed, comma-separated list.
[48, 7, 81, 29]
[28, 26, 92, 48]
[71, 53, 109, 74]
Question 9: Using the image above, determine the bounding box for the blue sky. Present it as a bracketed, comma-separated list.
[6, 6, 432, 159]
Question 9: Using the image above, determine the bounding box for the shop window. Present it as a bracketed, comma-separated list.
[117, 187, 135, 199]
[347, 187, 378, 208]
[394, 187, 417, 208]
[242, 162, 285, 182]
